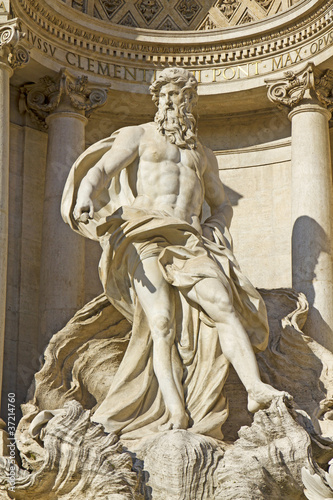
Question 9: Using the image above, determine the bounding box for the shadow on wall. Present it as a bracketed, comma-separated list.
[292, 215, 332, 347]
[224, 186, 243, 207]
[201, 185, 243, 221]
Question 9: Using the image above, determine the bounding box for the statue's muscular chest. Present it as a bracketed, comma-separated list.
[138, 133, 205, 199]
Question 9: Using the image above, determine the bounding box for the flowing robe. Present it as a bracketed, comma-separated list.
[61, 131, 269, 440]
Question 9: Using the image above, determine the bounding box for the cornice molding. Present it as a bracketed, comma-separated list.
[63, 0, 307, 31]
[10, 0, 333, 94]
[13, 0, 332, 57]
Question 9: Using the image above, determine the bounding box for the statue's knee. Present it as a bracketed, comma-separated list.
[151, 314, 172, 340]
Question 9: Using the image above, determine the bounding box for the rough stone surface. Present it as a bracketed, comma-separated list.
[0, 287, 332, 498]
[216, 398, 311, 499]
[0, 401, 139, 499]
[134, 430, 223, 499]
[1, 397, 332, 499]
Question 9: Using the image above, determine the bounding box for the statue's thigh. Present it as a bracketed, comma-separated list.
[186, 277, 234, 322]
[133, 256, 174, 320]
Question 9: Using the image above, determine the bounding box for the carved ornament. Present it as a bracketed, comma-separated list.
[266, 63, 333, 111]
[0, 18, 29, 69]
[54, 0, 305, 30]
[100, 0, 124, 20]
[216, 0, 241, 21]
[135, 0, 162, 25]
[19, 69, 109, 127]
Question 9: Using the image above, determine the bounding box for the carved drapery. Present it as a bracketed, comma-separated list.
[266, 63, 333, 350]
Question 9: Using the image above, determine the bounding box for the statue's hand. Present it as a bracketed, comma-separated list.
[73, 196, 94, 223]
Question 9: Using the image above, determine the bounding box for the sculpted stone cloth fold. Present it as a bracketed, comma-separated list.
[61, 131, 269, 440]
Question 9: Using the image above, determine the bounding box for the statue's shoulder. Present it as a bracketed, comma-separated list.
[200, 142, 214, 157]
[201, 144, 218, 166]
[114, 122, 155, 142]
[195, 141, 212, 164]
[195, 142, 219, 178]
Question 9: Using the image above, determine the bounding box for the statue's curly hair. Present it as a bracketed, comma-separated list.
[149, 68, 198, 108]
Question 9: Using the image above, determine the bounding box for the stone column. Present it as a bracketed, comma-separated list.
[21, 70, 108, 347]
[0, 20, 29, 398]
[267, 64, 333, 350]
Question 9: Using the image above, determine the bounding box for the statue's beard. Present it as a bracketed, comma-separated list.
[155, 103, 197, 149]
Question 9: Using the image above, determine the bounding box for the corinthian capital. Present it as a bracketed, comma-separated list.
[266, 63, 333, 111]
[19, 69, 109, 128]
[0, 19, 29, 69]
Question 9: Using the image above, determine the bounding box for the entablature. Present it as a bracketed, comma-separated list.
[9, 0, 333, 96]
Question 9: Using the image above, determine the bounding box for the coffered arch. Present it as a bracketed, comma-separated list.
[66, 0, 305, 30]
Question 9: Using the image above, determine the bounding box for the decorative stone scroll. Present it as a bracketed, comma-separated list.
[19, 68, 109, 128]
[266, 63, 333, 111]
[0, 19, 29, 69]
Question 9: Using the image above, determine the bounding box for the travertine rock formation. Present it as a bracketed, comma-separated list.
[0, 288, 332, 499]
[0, 401, 139, 499]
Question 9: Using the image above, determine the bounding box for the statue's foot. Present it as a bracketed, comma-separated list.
[247, 383, 292, 413]
[159, 411, 189, 431]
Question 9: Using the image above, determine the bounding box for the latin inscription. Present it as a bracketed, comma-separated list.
[0, 0, 9, 12]
[27, 31, 57, 57]
[26, 28, 333, 84]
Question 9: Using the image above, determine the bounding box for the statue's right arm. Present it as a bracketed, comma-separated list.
[73, 126, 143, 221]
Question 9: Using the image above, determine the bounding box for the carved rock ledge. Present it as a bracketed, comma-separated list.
[0, 401, 139, 499]
[0, 289, 332, 498]
[1, 397, 331, 499]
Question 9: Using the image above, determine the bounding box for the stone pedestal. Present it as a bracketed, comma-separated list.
[20, 70, 108, 346]
[267, 64, 333, 351]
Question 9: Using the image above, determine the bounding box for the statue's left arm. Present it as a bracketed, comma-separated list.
[202, 147, 233, 239]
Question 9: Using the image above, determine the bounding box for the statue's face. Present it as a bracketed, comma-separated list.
[158, 83, 183, 113]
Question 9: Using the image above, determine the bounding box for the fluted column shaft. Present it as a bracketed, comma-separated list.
[0, 60, 13, 398]
[21, 70, 108, 346]
[0, 19, 29, 403]
[267, 64, 333, 350]
[39, 105, 88, 344]
[289, 103, 333, 347]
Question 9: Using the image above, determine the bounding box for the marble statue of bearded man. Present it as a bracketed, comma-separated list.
[61, 67, 285, 440]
